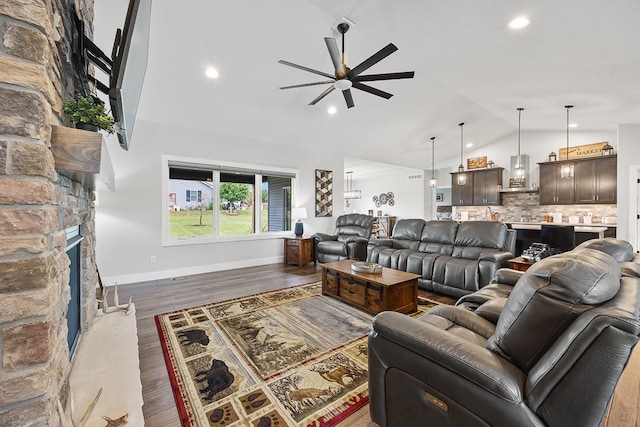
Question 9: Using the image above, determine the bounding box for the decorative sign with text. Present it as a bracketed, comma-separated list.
[559, 142, 608, 160]
[467, 156, 488, 170]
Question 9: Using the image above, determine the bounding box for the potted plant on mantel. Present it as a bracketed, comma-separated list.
[62, 93, 116, 134]
[51, 93, 116, 177]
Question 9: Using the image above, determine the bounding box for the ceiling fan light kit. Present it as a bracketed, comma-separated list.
[278, 20, 414, 109]
[334, 79, 352, 90]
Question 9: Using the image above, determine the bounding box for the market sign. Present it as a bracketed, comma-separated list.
[559, 142, 609, 159]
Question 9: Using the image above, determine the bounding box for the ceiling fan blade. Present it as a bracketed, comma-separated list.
[353, 71, 415, 82]
[324, 37, 345, 78]
[352, 82, 393, 99]
[280, 80, 335, 90]
[309, 86, 336, 105]
[342, 89, 355, 108]
[278, 60, 334, 79]
[347, 43, 398, 78]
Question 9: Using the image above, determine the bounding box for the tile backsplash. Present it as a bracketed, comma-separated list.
[452, 192, 617, 224]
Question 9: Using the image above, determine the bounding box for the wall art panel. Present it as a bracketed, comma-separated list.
[315, 169, 333, 217]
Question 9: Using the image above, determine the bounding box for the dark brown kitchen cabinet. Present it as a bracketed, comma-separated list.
[574, 156, 617, 204]
[539, 155, 616, 205]
[539, 161, 575, 205]
[472, 168, 503, 206]
[451, 172, 474, 206]
[451, 168, 503, 206]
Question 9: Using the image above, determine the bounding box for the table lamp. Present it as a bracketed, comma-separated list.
[291, 207, 308, 237]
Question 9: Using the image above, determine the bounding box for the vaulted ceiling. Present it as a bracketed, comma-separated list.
[94, 0, 640, 170]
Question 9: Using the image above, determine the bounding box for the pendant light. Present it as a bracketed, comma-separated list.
[513, 108, 526, 179]
[457, 122, 467, 185]
[344, 171, 361, 200]
[429, 136, 437, 188]
[560, 105, 574, 179]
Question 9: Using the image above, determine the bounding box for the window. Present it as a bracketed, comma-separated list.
[164, 157, 296, 242]
[186, 190, 202, 202]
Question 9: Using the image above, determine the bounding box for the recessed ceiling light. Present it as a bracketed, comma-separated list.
[568, 123, 578, 128]
[466, 142, 474, 148]
[508, 16, 530, 29]
[328, 106, 337, 115]
[205, 67, 219, 79]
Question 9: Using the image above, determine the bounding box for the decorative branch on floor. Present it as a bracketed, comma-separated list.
[79, 388, 103, 426]
[56, 399, 68, 427]
[102, 414, 129, 427]
[98, 284, 133, 315]
[56, 387, 103, 427]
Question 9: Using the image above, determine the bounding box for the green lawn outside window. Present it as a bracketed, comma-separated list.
[169, 209, 270, 237]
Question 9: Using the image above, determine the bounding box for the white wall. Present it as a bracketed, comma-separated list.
[616, 124, 640, 247]
[344, 169, 425, 220]
[96, 119, 345, 284]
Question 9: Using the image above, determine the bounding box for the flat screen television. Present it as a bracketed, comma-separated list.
[108, 0, 152, 150]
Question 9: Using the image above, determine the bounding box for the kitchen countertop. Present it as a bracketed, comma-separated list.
[506, 221, 616, 232]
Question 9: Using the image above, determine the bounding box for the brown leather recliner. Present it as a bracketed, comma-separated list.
[456, 237, 637, 323]
[312, 213, 374, 262]
[368, 247, 640, 427]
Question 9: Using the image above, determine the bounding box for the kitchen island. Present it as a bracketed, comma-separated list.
[505, 222, 616, 256]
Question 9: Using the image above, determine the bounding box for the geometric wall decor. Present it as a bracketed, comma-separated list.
[315, 169, 333, 217]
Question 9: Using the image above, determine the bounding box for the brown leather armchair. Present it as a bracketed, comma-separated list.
[368, 247, 640, 427]
[313, 213, 374, 262]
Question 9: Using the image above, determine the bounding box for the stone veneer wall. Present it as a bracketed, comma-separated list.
[453, 193, 617, 224]
[0, 1, 98, 425]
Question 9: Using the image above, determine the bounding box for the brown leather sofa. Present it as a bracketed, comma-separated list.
[368, 243, 640, 427]
[367, 219, 516, 297]
[312, 213, 374, 262]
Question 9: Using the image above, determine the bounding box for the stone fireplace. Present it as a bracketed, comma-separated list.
[0, 1, 99, 425]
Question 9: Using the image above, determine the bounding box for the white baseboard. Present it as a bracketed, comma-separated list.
[101, 256, 283, 285]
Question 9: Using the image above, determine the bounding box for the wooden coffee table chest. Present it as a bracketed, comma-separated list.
[321, 260, 419, 315]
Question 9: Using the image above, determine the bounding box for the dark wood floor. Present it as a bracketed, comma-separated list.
[117, 263, 639, 427]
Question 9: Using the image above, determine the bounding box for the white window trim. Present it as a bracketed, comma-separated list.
[161, 154, 299, 247]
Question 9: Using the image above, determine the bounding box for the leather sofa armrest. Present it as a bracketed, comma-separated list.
[344, 236, 368, 244]
[475, 297, 508, 324]
[368, 238, 394, 247]
[371, 311, 526, 400]
[479, 251, 514, 263]
[313, 233, 338, 242]
[493, 268, 524, 286]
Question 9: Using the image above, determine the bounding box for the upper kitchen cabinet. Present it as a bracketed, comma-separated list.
[451, 172, 474, 206]
[539, 155, 616, 205]
[472, 168, 503, 206]
[574, 155, 617, 204]
[451, 168, 503, 206]
[539, 161, 575, 205]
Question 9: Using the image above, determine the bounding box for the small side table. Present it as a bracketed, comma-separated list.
[506, 257, 535, 272]
[284, 236, 316, 266]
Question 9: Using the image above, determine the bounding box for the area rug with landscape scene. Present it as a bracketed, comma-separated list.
[155, 282, 439, 427]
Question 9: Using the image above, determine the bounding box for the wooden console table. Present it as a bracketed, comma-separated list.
[321, 260, 419, 315]
[506, 256, 536, 272]
[283, 236, 315, 266]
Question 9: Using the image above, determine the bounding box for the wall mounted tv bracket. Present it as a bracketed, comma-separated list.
[72, 8, 114, 96]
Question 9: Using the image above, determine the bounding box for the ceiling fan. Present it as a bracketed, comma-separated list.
[278, 23, 415, 109]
